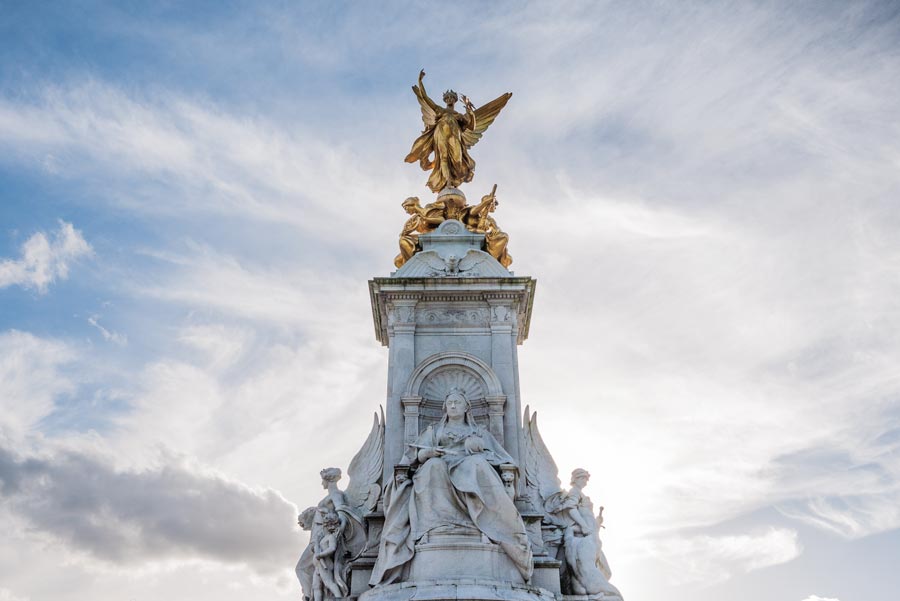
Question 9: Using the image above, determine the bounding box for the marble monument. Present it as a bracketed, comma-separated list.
[295, 71, 623, 601]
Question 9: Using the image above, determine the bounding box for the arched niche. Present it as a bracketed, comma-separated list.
[401, 351, 507, 445]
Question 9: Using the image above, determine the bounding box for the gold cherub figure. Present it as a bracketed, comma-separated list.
[394, 196, 445, 268]
[463, 185, 512, 268]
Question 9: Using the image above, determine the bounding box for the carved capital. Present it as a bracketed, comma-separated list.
[388, 301, 418, 324]
[401, 395, 423, 414]
[489, 304, 513, 324]
[401, 395, 423, 443]
[486, 394, 506, 443]
[485, 394, 506, 413]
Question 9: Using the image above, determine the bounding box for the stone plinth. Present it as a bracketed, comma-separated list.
[359, 581, 558, 601]
[408, 531, 525, 584]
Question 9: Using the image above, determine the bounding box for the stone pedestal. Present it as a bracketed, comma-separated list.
[370, 220, 536, 490]
[410, 537, 524, 584]
[360, 581, 558, 601]
[361, 221, 544, 601]
[349, 220, 621, 601]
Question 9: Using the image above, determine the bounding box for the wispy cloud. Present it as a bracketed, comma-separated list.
[648, 528, 801, 586]
[0, 82, 402, 246]
[87, 315, 127, 346]
[0, 330, 76, 442]
[779, 494, 900, 540]
[0, 221, 91, 293]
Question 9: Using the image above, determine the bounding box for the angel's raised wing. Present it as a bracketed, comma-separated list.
[462, 92, 513, 149]
[344, 407, 385, 516]
[522, 405, 563, 509]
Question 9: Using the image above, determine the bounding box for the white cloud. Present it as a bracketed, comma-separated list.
[779, 494, 900, 540]
[0, 221, 92, 293]
[106, 318, 385, 502]
[0, 82, 402, 249]
[87, 315, 127, 346]
[0, 330, 76, 442]
[801, 596, 841, 601]
[649, 528, 801, 586]
[0, 588, 30, 601]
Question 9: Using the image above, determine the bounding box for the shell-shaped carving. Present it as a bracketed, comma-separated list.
[419, 367, 489, 429]
[422, 368, 485, 402]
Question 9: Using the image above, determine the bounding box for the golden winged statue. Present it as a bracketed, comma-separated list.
[405, 70, 512, 193]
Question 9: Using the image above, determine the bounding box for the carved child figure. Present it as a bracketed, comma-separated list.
[313, 511, 349, 601]
[295, 507, 319, 601]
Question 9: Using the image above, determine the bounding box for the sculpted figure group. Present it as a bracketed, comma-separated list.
[296, 413, 384, 601]
[297, 69, 623, 601]
[394, 187, 512, 269]
[523, 408, 622, 598]
[545, 469, 619, 597]
[395, 70, 514, 270]
[296, 399, 621, 601]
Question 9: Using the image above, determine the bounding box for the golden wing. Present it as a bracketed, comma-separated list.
[412, 83, 439, 129]
[461, 92, 513, 149]
[405, 83, 441, 167]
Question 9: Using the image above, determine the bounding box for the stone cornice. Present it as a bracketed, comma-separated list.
[369, 277, 536, 346]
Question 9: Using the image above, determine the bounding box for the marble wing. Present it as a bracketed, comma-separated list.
[394, 250, 448, 277]
[461, 92, 513, 149]
[522, 406, 563, 506]
[345, 407, 385, 515]
[457, 249, 490, 273]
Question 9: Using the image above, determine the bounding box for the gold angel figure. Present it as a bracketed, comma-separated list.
[405, 70, 512, 193]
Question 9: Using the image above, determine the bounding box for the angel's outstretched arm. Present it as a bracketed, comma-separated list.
[414, 69, 440, 113]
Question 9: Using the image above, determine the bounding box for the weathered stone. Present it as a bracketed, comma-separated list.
[298, 214, 622, 601]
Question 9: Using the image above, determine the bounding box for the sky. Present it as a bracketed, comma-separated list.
[0, 1, 899, 600]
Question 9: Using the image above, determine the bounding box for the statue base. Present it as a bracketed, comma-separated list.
[353, 530, 563, 600]
[359, 580, 557, 601]
[410, 536, 524, 583]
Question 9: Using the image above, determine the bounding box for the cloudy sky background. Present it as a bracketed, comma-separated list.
[1, 2, 899, 600]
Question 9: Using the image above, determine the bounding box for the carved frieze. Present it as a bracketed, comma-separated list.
[417, 307, 490, 327]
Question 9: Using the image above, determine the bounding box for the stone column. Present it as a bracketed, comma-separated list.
[384, 298, 418, 483]
[486, 297, 521, 464]
[400, 395, 423, 446]
[486, 394, 507, 445]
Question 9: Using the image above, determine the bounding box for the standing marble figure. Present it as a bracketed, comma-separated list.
[546, 469, 621, 598]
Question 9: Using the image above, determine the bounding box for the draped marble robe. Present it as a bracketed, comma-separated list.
[370, 413, 533, 585]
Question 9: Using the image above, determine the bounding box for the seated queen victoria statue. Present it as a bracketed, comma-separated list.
[370, 388, 533, 586]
